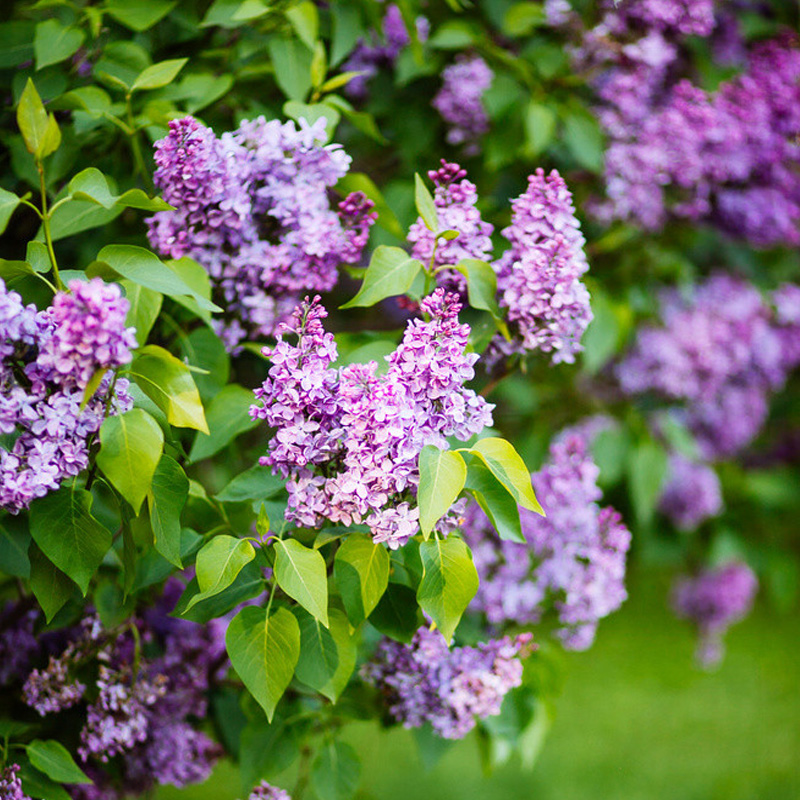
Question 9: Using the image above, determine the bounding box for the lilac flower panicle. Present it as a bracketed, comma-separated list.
[362, 627, 533, 739]
[247, 782, 292, 800]
[672, 562, 758, 666]
[0, 764, 32, 800]
[433, 55, 493, 154]
[491, 169, 592, 365]
[463, 422, 631, 650]
[658, 454, 723, 530]
[251, 290, 493, 547]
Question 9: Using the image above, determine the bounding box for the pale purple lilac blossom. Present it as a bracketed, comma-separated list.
[0, 765, 31, 800]
[462, 422, 631, 650]
[672, 561, 758, 666]
[251, 290, 493, 548]
[247, 782, 292, 800]
[658, 453, 723, 530]
[362, 627, 533, 739]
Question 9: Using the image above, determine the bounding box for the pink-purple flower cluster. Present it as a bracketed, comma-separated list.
[618, 273, 800, 459]
[0, 765, 31, 800]
[362, 627, 533, 739]
[433, 55, 493, 154]
[0, 278, 134, 513]
[658, 453, 723, 531]
[251, 289, 493, 548]
[247, 782, 292, 800]
[463, 423, 631, 650]
[672, 561, 758, 667]
[147, 115, 375, 350]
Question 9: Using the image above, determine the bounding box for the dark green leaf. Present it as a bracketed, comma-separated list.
[334, 533, 390, 625]
[34, 19, 85, 71]
[292, 606, 339, 698]
[340, 246, 423, 308]
[106, 0, 176, 31]
[27, 740, 91, 785]
[176, 562, 265, 624]
[0, 188, 21, 235]
[240, 716, 300, 789]
[28, 543, 77, 622]
[274, 539, 329, 626]
[563, 109, 604, 173]
[189, 385, 259, 462]
[524, 101, 556, 159]
[0, 520, 31, 578]
[149, 455, 189, 568]
[369, 582, 422, 643]
[311, 741, 361, 800]
[216, 465, 285, 504]
[464, 456, 524, 543]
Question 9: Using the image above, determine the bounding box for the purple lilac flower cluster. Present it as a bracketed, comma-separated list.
[432, 55, 493, 155]
[491, 169, 592, 365]
[0, 278, 134, 513]
[0, 765, 31, 800]
[672, 561, 758, 667]
[576, 1, 800, 246]
[21, 581, 226, 798]
[342, 4, 429, 100]
[618, 273, 800, 460]
[362, 627, 533, 739]
[251, 289, 493, 548]
[463, 422, 631, 650]
[247, 782, 292, 800]
[147, 116, 375, 350]
[407, 161, 494, 291]
[658, 453, 723, 531]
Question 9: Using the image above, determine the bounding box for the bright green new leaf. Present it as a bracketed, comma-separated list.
[215, 465, 285, 504]
[311, 741, 361, 800]
[292, 606, 340, 699]
[340, 246, 423, 309]
[27, 739, 91, 785]
[321, 608, 356, 701]
[34, 19, 85, 71]
[286, 1, 319, 49]
[319, 71, 363, 94]
[106, 0, 177, 31]
[417, 447, 467, 537]
[28, 544, 77, 622]
[0, 188, 21, 235]
[122, 281, 162, 346]
[96, 408, 164, 514]
[132, 58, 189, 91]
[225, 606, 300, 721]
[17, 79, 49, 158]
[186, 535, 256, 611]
[68, 168, 172, 212]
[148, 455, 189, 568]
[464, 456, 525, 543]
[29, 487, 112, 596]
[467, 437, 543, 514]
[274, 539, 329, 626]
[131, 345, 209, 433]
[414, 172, 439, 232]
[334, 533, 390, 624]
[189, 384, 260, 462]
[417, 537, 479, 642]
[311, 41, 327, 88]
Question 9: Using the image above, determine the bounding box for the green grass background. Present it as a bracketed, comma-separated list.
[158, 569, 800, 800]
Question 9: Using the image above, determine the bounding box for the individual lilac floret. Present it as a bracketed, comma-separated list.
[658, 454, 723, 530]
[37, 278, 136, 389]
[433, 55, 493, 154]
[0, 765, 31, 800]
[148, 115, 374, 349]
[462, 423, 631, 650]
[672, 562, 758, 667]
[247, 782, 292, 800]
[617, 273, 790, 459]
[251, 290, 493, 547]
[362, 627, 533, 739]
[407, 161, 494, 292]
[490, 169, 592, 365]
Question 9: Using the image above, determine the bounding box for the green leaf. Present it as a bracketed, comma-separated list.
[232, 0, 272, 22]
[524, 101, 556, 159]
[17, 761, 72, 800]
[274, 539, 329, 626]
[503, 2, 546, 36]
[131, 345, 209, 433]
[311, 741, 361, 800]
[106, 0, 177, 31]
[0, 21, 35, 69]
[268, 37, 313, 101]
[240, 716, 300, 789]
[414, 173, 439, 232]
[29, 487, 112, 595]
[226, 606, 300, 721]
[177, 561, 265, 624]
[292, 606, 339, 698]
[95, 245, 220, 313]
[340, 246, 423, 309]
[0, 259, 39, 288]
[285, 1, 319, 49]
[132, 58, 188, 91]
[455, 258, 504, 325]
[166, 257, 214, 322]
[189, 385, 259, 462]
[417, 447, 467, 537]
[34, 19, 85, 71]
[216, 465, 285, 504]
[334, 533, 390, 625]
[49, 202, 123, 241]
[27, 740, 91, 785]
[417, 537, 479, 642]
[463, 456, 524, 543]
[563, 109, 604, 173]
[28, 543, 77, 622]
[179, 326, 230, 400]
[319, 71, 363, 94]
[467, 438, 543, 514]
[628, 441, 668, 527]
[26, 241, 50, 274]
[311, 41, 327, 89]
[148, 455, 188, 568]
[321, 608, 356, 701]
[96, 408, 164, 514]
[368, 582, 422, 643]
[0, 188, 21, 235]
[123, 281, 162, 347]
[17, 79, 49, 158]
[68, 168, 172, 212]
[330, 3, 364, 65]
[186, 535, 256, 612]
[0, 521, 30, 578]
